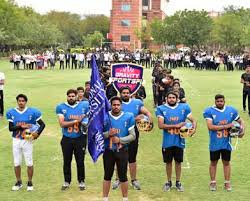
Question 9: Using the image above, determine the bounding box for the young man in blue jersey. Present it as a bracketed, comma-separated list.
[203, 94, 245, 191]
[112, 86, 152, 190]
[156, 91, 197, 192]
[56, 89, 89, 191]
[6, 94, 45, 191]
[103, 96, 136, 201]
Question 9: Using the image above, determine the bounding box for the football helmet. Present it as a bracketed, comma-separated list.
[180, 122, 193, 138]
[229, 122, 241, 138]
[136, 115, 153, 132]
[24, 124, 39, 140]
[80, 117, 89, 135]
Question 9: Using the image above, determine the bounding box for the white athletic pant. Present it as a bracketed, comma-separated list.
[12, 138, 33, 167]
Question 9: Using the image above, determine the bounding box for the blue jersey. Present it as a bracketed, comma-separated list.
[6, 107, 42, 139]
[122, 98, 144, 117]
[104, 112, 135, 150]
[56, 101, 89, 138]
[203, 106, 239, 151]
[155, 103, 191, 149]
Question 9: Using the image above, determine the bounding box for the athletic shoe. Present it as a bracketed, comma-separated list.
[61, 182, 70, 191]
[176, 181, 184, 192]
[112, 179, 120, 190]
[209, 181, 217, 191]
[79, 181, 86, 191]
[224, 181, 232, 192]
[27, 181, 33, 191]
[163, 182, 172, 192]
[12, 181, 23, 191]
[131, 180, 141, 190]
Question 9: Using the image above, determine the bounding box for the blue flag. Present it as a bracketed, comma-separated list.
[88, 56, 110, 162]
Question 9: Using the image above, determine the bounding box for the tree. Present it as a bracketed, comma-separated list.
[83, 31, 104, 48]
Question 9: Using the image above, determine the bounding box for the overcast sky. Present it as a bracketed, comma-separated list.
[15, 0, 250, 16]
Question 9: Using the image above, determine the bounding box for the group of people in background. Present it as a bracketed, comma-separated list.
[10, 48, 250, 71]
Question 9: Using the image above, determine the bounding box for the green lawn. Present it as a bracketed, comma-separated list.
[0, 60, 249, 201]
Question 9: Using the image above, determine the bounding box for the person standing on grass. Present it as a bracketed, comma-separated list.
[112, 86, 153, 191]
[102, 96, 136, 201]
[0, 71, 5, 118]
[6, 94, 45, 191]
[155, 91, 197, 192]
[56, 89, 89, 191]
[203, 94, 245, 191]
[240, 65, 250, 115]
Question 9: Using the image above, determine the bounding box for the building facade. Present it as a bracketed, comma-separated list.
[109, 0, 167, 50]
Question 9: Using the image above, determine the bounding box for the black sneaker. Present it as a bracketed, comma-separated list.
[163, 182, 172, 192]
[27, 181, 33, 191]
[61, 182, 70, 191]
[176, 181, 184, 192]
[12, 180, 23, 191]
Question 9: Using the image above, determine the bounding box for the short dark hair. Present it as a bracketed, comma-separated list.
[77, 86, 84, 91]
[110, 96, 122, 104]
[166, 91, 178, 99]
[67, 89, 78, 96]
[85, 81, 90, 85]
[119, 86, 131, 94]
[173, 81, 180, 87]
[16, 94, 28, 102]
[168, 75, 174, 80]
[215, 94, 225, 100]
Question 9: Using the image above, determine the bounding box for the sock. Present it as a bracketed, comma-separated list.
[168, 181, 172, 185]
[122, 198, 128, 201]
[103, 197, 108, 201]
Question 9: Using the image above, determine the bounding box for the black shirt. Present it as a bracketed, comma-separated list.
[241, 73, 250, 91]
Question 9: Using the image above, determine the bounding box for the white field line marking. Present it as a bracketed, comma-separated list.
[0, 126, 8, 133]
[233, 137, 239, 151]
[183, 149, 190, 169]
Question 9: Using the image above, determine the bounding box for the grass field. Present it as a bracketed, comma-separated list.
[0, 60, 249, 201]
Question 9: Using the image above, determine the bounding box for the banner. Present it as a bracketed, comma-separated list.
[110, 63, 144, 94]
[88, 56, 110, 162]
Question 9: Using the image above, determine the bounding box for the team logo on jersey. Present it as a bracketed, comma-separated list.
[62, 109, 66, 114]
[29, 115, 32, 120]
[230, 113, 234, 118]
[212, 115, 216, 119]
[182, 110, 185, 115]
[110, 63, 144, 95]
[163, 111, 167, 116]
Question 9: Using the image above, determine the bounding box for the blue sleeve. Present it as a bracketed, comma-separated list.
[155, 106, 163, 118]
[128, 114, 135, 130]
[103, 116, 111, 132]
[85, 102, 89, 114]
[184, 104, 191, 118]
[33, 108, 42, 121]
[203, 108, 212, 120]
[56, 104, 63, 116]
[6, 110, 13, 122]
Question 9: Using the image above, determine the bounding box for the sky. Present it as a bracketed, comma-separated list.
[15, 0, 250, 16]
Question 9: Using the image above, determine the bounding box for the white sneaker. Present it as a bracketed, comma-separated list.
[12, 181, 23, 191]
[27, 181, 33, 191]
[61, 182, 70, 191]
[131, 180, 141, 190]
[112, 180, 120, 190]
[79, 181, 86, 191]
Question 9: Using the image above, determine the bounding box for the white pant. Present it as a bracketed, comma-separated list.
[12, 138, 33, 167]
